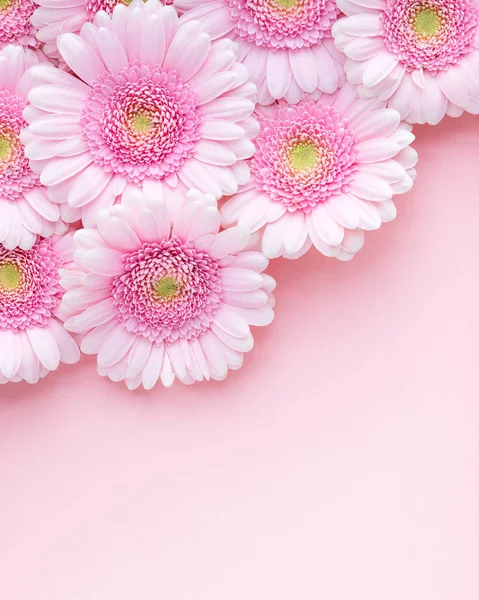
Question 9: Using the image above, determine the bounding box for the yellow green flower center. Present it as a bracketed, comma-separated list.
[131, 113, 153, 133]
[274, 0, 298, 8]
[0, 263, 21, 290]
[414, 7, 441, 37]
[0, 0, 14, 10]
[154, 276, 178, 299]
[0, 135, 12, 161]
[288, 141, 319, 171]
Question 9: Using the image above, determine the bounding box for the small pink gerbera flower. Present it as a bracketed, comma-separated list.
[175, 0, 345, 105]
[22, 0, 257, 227]
[61, 187, 275, 390]
[0, 45, 65, 250]
[221, 83, 418, 261]
[333, 0, 479, 125]
[0, 0, 39, 50]
[0, 233, 80, 384]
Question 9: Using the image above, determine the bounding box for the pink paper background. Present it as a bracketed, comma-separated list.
[0, 115, 478, 600]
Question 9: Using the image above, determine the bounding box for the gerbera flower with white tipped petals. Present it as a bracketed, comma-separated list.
[0, 233, 80, 384]
[0, 46, 65, 250]
[333, 0, 479, 125]
[22, 1, 257, 227]
[221, 83, 418, 261]
[175, 0, 345, 105]
[61, 188, 275, 390]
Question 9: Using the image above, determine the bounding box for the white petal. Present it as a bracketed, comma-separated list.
[266, 49, 292, 99]
[142, 343, 165, 390]
[349, 173, 393, 202]
[208, 227, 250, 259]
[221, 267, 264, 292]
[26, 326, 60, 371]
[97, 323, 135, 368]
[58, 33, 105, 85]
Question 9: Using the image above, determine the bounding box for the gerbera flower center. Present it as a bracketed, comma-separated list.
[111, 238, 223, 343]
[131, 112, 153, 133]
[252, 102, 357, 214]
[0, 263, 21, 290]
[0, 134, 11, 161]
[229, 0, 340, 50]
[0, 91, 39, 201]
[153, 276, 179, 300]
[0, 0, 37, 46]
[382, 0, 479, 73]
[414, 6, 441, 36]
[81, 63, 201, 185]
[274, 0, 298, 7]
[288, 141, 319, 171]
[0, 0, 13, 11]
[0, 241, 63, 333]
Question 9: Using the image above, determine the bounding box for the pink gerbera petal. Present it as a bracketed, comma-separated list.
[221, 83, 418, 261]
[333, 0, 479, 124]
[62, 187, 275, 390]
[32, 0, 174, 62]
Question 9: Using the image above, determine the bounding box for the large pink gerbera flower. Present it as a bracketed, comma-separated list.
[0, 233, 80, 384]
[221, 84, 418, 261]
[0, 46, 65, 250]
[61, 187, 275, 390]
[0, 0, 39, 49]
[175, 0, 345, 104]
[22, 0, 257, 227]
[333, 0, 479, 125]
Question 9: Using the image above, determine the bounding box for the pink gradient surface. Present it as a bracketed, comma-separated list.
[0, 115, 478, 600]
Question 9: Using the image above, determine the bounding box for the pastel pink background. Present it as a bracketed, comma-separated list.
[0, 115, 478, 600]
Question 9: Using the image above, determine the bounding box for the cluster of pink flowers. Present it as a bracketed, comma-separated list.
[0, 0, 476, 390]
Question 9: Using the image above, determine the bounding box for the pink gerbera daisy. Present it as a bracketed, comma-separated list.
[0, 45, 65, 250]
[333, 0, 479, 125]
[0, 232, 80, 384]
[0, 0, 39, 49]
[32, 0, 173, 61]
[221, 83, 418, 261]
[175, 0, 345, 104]
[61, 187, 275, 390]
[22, 0, 257, 227]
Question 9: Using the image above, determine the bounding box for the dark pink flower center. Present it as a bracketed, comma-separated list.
[251, 102, 357, 213]
[229, 0, 339, 50]
[111, 238, 223, 344]
[0, 240, 63, 333]
[0, 0, 37, 48]
[0, 90, 39, 202]
[81, 63, 201, 185]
